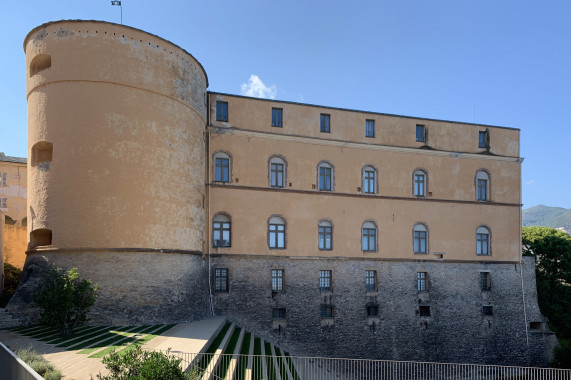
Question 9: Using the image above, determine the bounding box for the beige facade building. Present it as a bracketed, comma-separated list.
[0, 153, 27, 269]
[207, 93, 522, 262]
[9, 20, 552, 366]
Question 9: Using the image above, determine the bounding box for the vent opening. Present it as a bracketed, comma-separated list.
[30, 228, 52, 248]
[30, 54, 52, 76]
[31, 141, 53, 166]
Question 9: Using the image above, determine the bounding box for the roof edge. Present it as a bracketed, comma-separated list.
[24, 19, 209, 87]
[208, 91, 519, 131]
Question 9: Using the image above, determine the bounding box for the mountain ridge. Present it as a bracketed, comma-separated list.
[522, 204, 571, 234]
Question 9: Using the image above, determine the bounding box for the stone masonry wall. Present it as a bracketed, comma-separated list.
[8, 250, 210, 325]
[211, 255, 550, 366]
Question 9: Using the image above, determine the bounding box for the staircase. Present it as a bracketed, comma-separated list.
[0, 308, 22, 329]
[187, 321, 299, 380]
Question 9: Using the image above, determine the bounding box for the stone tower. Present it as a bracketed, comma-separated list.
[11, 20, 210, 323]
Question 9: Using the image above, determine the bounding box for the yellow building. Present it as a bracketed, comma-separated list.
[0, 153, 27, 227]
[0, 153, 27, 269]
[9, 20, 552, 366]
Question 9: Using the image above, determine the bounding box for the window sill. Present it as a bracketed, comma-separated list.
[321, 319, 334, 326]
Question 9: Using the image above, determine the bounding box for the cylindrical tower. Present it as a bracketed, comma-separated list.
[10, 20, 210, 324]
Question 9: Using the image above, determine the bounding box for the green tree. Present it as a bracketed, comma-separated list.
[94, 345, 199, 380]
[522, 226, 571, 368]
[1, 263, 22, 307]
[34, 266, 98, 336]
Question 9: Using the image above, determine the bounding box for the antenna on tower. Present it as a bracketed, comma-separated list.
[111, 1, 123, 24]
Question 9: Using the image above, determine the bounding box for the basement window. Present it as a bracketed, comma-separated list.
[30, 54, 52, 76]
[529, 322, 542, 330]
[30, 228, 52, 248]
[272, 308, 286, 320]
[31, 141, 53, 166]
[419, 306, 431, 317]
[483, 306, 494, 316]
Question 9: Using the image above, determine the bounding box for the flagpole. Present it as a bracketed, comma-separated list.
[111, 1, 123, 25]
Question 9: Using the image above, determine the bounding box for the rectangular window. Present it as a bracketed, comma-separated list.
[320, 114, 330, 133]
[477, 179, 487, 201]
[269, 224, 285, 249]
[272, 308, 286, 319]
[319, 270, 331, 291]
[482, 306, 493, 316]
[477, 233, 489, 255]
[414, 173, 425, 196]
[366, 305, 379, 317]
[0, 198, 7, 208]
[272, 269, 284, 291]
[318, 225, 332, 250]
[321, 305, 334, 319]
[416, 124, 425, 142]
[215, 158, 230, 182]
[480, 272, 491, 291]
[479, 131, 487, 148]
[362, 228, 376, 252]
[365, 120, 375, 137]
[216, 101, 228, 122]
[419, 305, 431, 317]
[0, 172, 6, 187]
[214, 268, 228, 292]
[364, 170, 375, 194]
[417, 272, 427, 291]
[319, 166, 332, 191]
[272, 108, 283, 127]
[270, 163, 284, 187]
[365, 270, 376, 292]
[212, 221, 231, 247]
[414, 231, 427, 254]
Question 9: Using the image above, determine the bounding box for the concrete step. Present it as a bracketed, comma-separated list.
[200, 322, 235, 380]
[222, 327, 244, 380]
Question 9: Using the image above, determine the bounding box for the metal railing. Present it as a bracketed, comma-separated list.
[0, 342, 44, 380]
[163, 351, 571, 380]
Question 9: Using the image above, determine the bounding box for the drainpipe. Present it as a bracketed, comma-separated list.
[517, 156, 530, 364]
[206, 92, 215, 316]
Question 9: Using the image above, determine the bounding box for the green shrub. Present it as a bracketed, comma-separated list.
[94, 345, 199, 380]
[15, 347, 41, 363]
[45, 370, 63, 380]
[551, 338, 571, 369]
[1, 263, 22, 307]
[34, 266, 98, 336]
[15, 348, 62, 380]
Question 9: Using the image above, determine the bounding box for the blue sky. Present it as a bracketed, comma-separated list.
[1, 1, 570, 208]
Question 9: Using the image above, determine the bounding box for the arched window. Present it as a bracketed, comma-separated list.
[362, 165, 377, 194]
[212, 213, 231, 247]
[413, 223, 428, 254]
[213, 151, 231, 183]
[268, 215, 286, 249]
[413, 169, 427, 197]
[476, 226, 490, 256]
[318, 220, 333, 251]
[475, 170, 490, 201]
[317, 161, 334, 191]
[268, 155, 287, 188]
[362, 221, 377, 252]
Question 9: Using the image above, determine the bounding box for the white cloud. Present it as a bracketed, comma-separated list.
[526, 180, 534, 185]
[240, 74, 277, 99]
